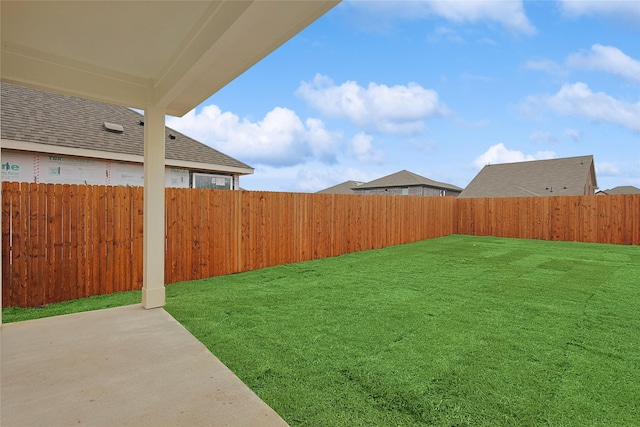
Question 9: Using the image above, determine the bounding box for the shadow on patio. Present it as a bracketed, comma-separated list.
[1, 305, 287, 427]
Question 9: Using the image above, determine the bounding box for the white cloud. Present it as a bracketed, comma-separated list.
[473, 143, 556, 168]
[564, 128, 582, 142]
[294, 165, 377, 192]
[297, 74, 447, 135]
[566, 44, 640, 84]
[521, 82, 640, 132]
[349, 132, 383, 163]
[305, 118, 343, 163]
[426, 0, 536, 34]
[476, 37, 498, 45]
[346, 0, 536, 35]
[428, 26, 465, 43]
[596, 162, 620, 176]
[166, 105, 341, 167]
[454, 117, 491, 130]
[242, 163, 378, 193]
[529, 131, 559, 144]
[559, 0, 640, 22]
[524, 59, 568, 78]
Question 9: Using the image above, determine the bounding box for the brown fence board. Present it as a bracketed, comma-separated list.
[133, 187, 144, 288]
[2, 184, 12, 306]
[27, 183, 42, 306]
[2, 183, 638, 308]
[199, 190, 211, 279]
[165, 188, 176, 284]
[76, 185, 88, 299]
[107, 186, 116, 294]
[44, 185, 54, 303]
[68, 185, 78, 300]
[123, 187, 133, 292]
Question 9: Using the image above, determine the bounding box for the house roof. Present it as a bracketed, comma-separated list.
[597, 186, 640, 195]
[1, 82, 253, 174]
[459, 155, 597, 198]
[316, 180, 364, 194]
[354, 170, 463, 191]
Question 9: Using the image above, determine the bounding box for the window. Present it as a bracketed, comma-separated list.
[191, 173, 232, 190]
[439, 189, 446, 196]
[402, 187, 409, 195]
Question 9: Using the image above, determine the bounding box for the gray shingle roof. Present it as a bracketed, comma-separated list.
[355, 170, 463, 191]
[315, 180, 364, 194]
[459, 155, 597, 198]
[1, 82, 252, 172]
[598, 186, 640, 195]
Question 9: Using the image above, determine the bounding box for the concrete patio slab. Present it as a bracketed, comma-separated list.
[1, 305, 288, 427]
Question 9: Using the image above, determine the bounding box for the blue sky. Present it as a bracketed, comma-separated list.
[167, 0, 640, 193]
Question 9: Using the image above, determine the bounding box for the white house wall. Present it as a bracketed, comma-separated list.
[1, 150, 231, 189]
[39, 154, 105, 185]
[1, 150, 33, 182]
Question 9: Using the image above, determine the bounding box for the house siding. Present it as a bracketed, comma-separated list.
[1, 149, 238, 189]
[585, 164, 597, 195]
[353, 185, 461, 197]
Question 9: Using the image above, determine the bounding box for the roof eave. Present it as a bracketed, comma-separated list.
[2, 139, 254, 175]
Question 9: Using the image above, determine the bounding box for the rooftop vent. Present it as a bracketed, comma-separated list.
[104, 122, 124, 133]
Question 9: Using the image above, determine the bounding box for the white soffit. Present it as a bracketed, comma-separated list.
[0, 0, 340, 116]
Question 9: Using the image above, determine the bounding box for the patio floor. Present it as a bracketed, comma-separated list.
[1, 304, 288, 427]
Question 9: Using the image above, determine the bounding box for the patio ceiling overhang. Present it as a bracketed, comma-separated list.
[1, 0, 339, 117]
[0, 0, 339, 315]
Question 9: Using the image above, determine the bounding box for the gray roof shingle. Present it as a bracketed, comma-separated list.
[459, 155, 596, 198]
[1, 82, 252, 172]
[355, 170, 463, 191]
[598, 186, 640, 195]
[315, 180, 364, 194]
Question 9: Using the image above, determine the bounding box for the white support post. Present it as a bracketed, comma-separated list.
[141, 105, 166, 309]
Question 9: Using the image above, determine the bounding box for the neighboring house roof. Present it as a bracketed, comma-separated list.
[355, 170, 463, 192]
[316, 180, 364, 194]
[597, 186, 640, 195]
[0, 82, 253, 174]
[459, 155, 597, 198]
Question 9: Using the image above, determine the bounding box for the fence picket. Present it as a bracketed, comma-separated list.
[2, 183, 13, 305]
[2, 183, 638, 308]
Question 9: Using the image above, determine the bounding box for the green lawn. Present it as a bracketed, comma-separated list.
[4, 235, 640, 426]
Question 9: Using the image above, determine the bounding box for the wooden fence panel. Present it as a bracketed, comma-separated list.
[86, 185, 97, 298]
[17, 183, 30, 307]
[2, 183, 638, 308]
[132, 187, 144, 288]
[457, 195, 639, 245]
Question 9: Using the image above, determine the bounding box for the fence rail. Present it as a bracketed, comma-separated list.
[2, 182, 638, 307]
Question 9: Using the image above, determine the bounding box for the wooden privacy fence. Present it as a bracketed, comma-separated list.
[165, 188, 455, 284]
[2, 183, 456, 307]
[2, 182, 638, 307]
[457, 195, 640, 245]
[2, 183, 144, 308]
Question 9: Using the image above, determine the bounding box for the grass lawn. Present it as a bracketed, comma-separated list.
[4, 235, 640, 426]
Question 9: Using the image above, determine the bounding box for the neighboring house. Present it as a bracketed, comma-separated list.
[345, 170, 462, 197]
[316, 180, 364, 195]
[459, 155, 597, 198]
[1, 82, 253, 189]
[596, 186, 640, 195]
